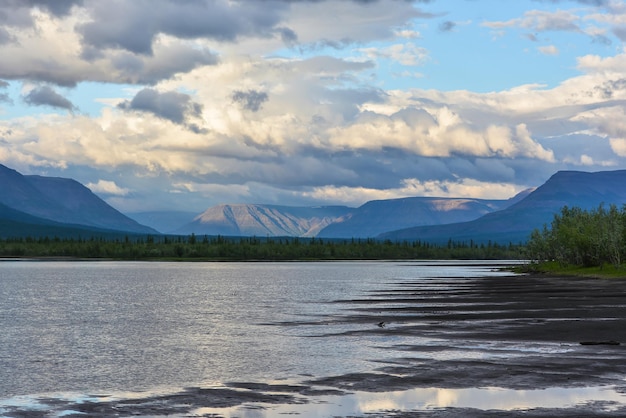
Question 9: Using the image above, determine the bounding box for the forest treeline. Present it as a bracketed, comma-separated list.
[4, 204, 625, 264]
[0, 234, 522, 261]
[527, 204, 626, 268]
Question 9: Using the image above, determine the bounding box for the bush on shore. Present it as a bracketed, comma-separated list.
[526, 204, 626, 268]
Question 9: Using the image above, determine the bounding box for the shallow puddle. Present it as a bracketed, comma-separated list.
[194, 385, 626, 417]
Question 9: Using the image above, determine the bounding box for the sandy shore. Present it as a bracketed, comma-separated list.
[4, 272, 626, 417]
[312, 272, 626, 389]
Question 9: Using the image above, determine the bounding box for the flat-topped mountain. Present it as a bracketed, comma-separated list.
[175, 204, 352, 237]
[379, 170, 626, 243]
[0, 164, 156, 235]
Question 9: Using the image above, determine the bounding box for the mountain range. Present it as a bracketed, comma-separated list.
[2, 162, 626, 243]
[129, 191, 532, 237]
[317, 191, 533, 239]
[173, 204, 353, 237]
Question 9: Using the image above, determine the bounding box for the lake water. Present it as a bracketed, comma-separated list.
[1, 260, 625, 417]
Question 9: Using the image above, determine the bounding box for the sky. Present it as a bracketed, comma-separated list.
[1, 0, 626, 213]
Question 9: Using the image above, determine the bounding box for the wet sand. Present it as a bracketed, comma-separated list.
[311, 272, 626, 390]
[4, 271, 626, 417]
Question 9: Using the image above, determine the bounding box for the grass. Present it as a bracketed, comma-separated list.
[515, 261, 626, 279]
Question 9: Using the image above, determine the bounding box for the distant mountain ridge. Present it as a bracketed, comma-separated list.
[318, 190, 532, 239]
[379, 170, 626, 243]
[175, 204, 352, 237]
[127, 211, 199, 234]
[0, 164, 156, 235]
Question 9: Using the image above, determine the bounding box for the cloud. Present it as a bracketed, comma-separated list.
[0, 0, 423, 87]
[538, 45, 559, 55]
[577, 49, 626, 73]
[232, 90, 269, 112]
[0, 27, 13, 44]
[23, 86, 76, 112]
[613, 26, 626, 41]
[532, 0, 609, 5]
[591, 33, 612, 45]
[483, 3, 626, 46]
[302, 177, 525, 206]
[105, 44, 219, 85]
[326, 106, 555, 161]
[483, 9, 582, 32]
[0, 33, 219, 87]
[394, 29, 421, 39]
[0, 2, 219, 87]
[360, 43, 429, 66]
[439, 20, 456, 32]
[0, 79, 9, 103]
[571, 106, 626, 157]
[277, 26, 298, 45]
[590, 78, 626, 98]
[0, 0, 83, 39]
[283, 0, 435, 50]
[86, 179, 130, 196]
[20, 0, 84, 17]
[0, 0, 82, 27]
[118, 88, 204, 129]
[77, 0, 288, 55]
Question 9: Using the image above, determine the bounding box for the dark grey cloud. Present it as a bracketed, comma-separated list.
[0, 43, 218, 87]
[76, 0, 430, 55]
[299, 38, 356, 52]
[0, 0, 82, 27]
[0, 79, 9, 103]
[0, 27, 12, 44]
[118, 88, 204, 127]
[439, 20, 456, 32]
[524, 33, 539, 42]
[78, 0, 287, 55]
[0, 64, 87, 87]
[613, 26, 626, 42]
[0, 3, 31, 27]
[109, 46, 219, 85]
[232, 90, 269, 112]
[23, 86, 75, 112]
[592, 79, 626, 99]
[277, 27, 298, 45]
[591, 33, 612, 45]
[23, 0, 83, 16]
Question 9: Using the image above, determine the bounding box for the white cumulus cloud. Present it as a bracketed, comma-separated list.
[87, 179, 130, 196]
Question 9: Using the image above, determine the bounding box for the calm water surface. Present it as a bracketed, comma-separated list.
[2, 260, 622, 416]
[1, 260, 490, 398]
